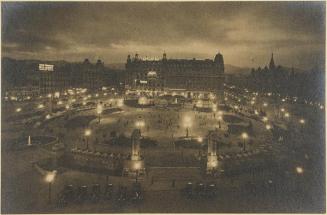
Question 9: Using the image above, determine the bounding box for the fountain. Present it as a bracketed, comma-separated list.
[206, 131, 219, 175]
[123, 129, 146, 178]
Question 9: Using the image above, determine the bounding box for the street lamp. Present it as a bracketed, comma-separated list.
[183, 116, 192, 138]
[117, 99, 124, 107]
[280, 108, 285, 118]
[16, 107, 22, 112]
[262, 116, 268, 122]
[212, 104, 217, 113]
[241, 132, 248, 151]
[97, 102, 103, 123]
[296, 166, 304, 174]
[84, 129, 92, 150]
[45, 170, 57, 204]
[299, 118, 305, 129]
[135, 120, 145, 131]
[265, 124, 271, 130]
[217, 115, 222, 129]
[54, 92, 60, 98]
[196, 100, 203, 108]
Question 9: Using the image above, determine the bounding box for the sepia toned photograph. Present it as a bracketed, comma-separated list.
[1, 1, 325, 213]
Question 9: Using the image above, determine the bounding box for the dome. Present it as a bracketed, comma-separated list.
[214, 52, 224, 63]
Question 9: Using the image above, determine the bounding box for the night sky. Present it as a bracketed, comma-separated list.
[2, 1, 325, 69]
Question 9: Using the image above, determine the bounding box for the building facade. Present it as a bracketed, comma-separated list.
[125, 52, 225, 100]
[38, 59, 107, 94]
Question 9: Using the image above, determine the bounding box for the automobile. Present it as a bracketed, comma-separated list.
[90, 184, 101, 203]
[57, 184, 75, 207]
[76, 185, 88, 203]
[194, 182, 205, 198]
[181, 182, 193, 199]
[104, 184, 114, 200]
[116, 186, 127, 202]
[131, 182, 143, 202]
[205, 183, 217, 198]
[63, 184, 75, 202]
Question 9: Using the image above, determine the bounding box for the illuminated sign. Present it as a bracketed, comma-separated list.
[39, 64, 54, 71]
[147, 71, 157, 77]
[140, 80, 148, 84]
[141, 57, 160, 61]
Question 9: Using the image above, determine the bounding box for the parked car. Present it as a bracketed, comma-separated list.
[205, 183, 217, 198]
[116, 186, 127, 202]
[181, 182, 193, 199]
[76, 185, 88, 203]
[104, 184, 114, 200]
[90, 184, 101, 203]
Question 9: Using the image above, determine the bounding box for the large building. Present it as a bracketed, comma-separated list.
[125, 52, 225, 100]
[38, 59, 110, 94]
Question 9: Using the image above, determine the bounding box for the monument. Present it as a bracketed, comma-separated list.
[122, 129, 146, 178]
[206, 131, 219, 175]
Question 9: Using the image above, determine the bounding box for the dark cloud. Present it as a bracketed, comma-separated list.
[1, 1, 325, 69]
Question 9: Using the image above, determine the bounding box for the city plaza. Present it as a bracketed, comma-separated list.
[2, 84, 324, 213]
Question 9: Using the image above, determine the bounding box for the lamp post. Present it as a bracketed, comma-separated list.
[266, 124, 271, 130]
[280, 108, 285, 119]
[262, 116, 268, 123]
[135, 120, 145, 133]
[217, 115, 222, 129]
[299, 118, 305, 130]
[296, 166, 304, 174]
[212, 104, 217, 118]
[45, 170, 57, 204]
[284, 112, 290, 122]
[97, 102, 103, 123]
[241, 132, 248, 152]
[48, 93, 53, 114]
[84, 129, 91, 150]
[183, 116, 192, 138]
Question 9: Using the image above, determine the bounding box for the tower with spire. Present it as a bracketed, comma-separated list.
[269, 53, 276, 70]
